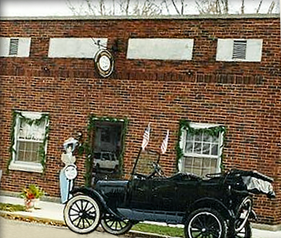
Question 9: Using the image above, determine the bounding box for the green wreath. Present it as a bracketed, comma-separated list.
[79, 114, 128, 187]
[7, 111, 49, 174]
[176, 120, 226, 172]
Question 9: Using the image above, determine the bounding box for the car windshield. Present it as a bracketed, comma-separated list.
[133, 150, 160, 176]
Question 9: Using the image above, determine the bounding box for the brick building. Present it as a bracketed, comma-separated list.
[0, 14, 280, 227]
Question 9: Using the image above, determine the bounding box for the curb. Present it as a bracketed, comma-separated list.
[0, 211, 65, 227]
[0, 211, 168, 238]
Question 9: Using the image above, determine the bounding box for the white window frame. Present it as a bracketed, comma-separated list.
[9, 111, 49, 173]
[179, 122, 224, 177]
[0, 37, 31, 57]
[216, 39, 263, 62]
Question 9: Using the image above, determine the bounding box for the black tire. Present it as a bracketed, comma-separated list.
[63, 195, 101, 234]
[231, 221, 252, 238]
[101, 213, 133, 235]
[185, 208, 227, 238]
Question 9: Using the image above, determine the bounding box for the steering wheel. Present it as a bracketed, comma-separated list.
[147, 162, 165, 178]
[134, 173, 148, 179]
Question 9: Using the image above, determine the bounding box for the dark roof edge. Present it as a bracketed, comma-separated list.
[0, 13, 280, 21]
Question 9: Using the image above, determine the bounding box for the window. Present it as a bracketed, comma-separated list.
[0, 37, 31, 57]
[48, 38, 108, 58]
[127, 38, 194, 60]
[179, 122, 224, 177]
[216, 39, 263, 62]
[9, 111, 49, 173]
[232, 40, 247, 60]
[9, 38, 19, 56]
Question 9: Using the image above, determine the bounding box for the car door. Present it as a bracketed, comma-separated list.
[150, 178, 177, 211]
[130, 178, 153, 210]
[172, 175, 201, 212]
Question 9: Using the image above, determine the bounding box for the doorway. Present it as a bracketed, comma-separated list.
[90, 118, 126, 185]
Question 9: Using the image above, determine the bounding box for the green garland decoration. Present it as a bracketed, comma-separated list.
[80, 114, 128, 187]
[7, 111, 50, 174]
[176, 120, 226, 172]
[7, 111, 18, 173]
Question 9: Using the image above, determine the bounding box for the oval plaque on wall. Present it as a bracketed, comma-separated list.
[94, 49, 114, 78]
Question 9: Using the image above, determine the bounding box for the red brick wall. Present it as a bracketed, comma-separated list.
[0, 16, 280, 225]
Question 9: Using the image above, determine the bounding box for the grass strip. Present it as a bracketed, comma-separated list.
[0, 203, 26, 212]
[132, 223, 184, 237]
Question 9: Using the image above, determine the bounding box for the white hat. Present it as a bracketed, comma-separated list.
[63, 137, 78, 152]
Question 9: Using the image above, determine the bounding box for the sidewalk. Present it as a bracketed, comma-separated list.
[0, 195, 64, 223]
[0, 195, 281, 238]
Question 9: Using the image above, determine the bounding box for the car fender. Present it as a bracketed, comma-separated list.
[250, 209, 257, 220]
[186, 197, 233, 221]
[69, 186, 123, 219]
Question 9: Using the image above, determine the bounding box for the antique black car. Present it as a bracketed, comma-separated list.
[63, 149, 275, 238]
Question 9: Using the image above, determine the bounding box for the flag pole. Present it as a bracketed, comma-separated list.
[131, 147, 143, 178]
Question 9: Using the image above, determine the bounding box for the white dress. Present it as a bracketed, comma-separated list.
[60, 153, 76, 203]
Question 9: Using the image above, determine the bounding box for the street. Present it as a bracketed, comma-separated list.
[0, 217, 119, 238]
[1, 216, 281, 238]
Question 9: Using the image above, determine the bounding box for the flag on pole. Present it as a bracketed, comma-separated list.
[141, 123, 151, 150]
[161, 130, 169, 154]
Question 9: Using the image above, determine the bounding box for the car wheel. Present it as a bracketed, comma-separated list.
[231, 221, 252, 238]
[234, 197, 252, 233]
[63, 195, 101, 234]
[185, 208, 227, 238]
[101, 213, 133, 235]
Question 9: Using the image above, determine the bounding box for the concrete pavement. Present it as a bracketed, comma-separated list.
[0, 195, 281, 238]
[0, 195, 64, 223]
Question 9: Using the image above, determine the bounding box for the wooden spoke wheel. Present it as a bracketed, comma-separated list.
[101, 213, 133, 235]
[185, 208, 227, 238]
[63, 195, 101, 234]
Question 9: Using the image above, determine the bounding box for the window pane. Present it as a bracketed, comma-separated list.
[185, 141, 193, 153]
[212, 136, 219, 143]
[194, 142, 202, 154]
[16, 141, 42, 163]
[194, 134, 202, 141]
[192, 157, 202, 176]
[211, 144, 218, 155]
[203, 133, 211, 142]
[184, 157, 193, 168]
[186, 133, 193, 141]
[202, 159, 210, 176]
[210, 159, 218, 173]
[101, 127, 111, 142]
[202, 143, 210, 155]
[17, 150, 25, 162]
[18, 142, 26, 151]
[31, 151, 40, 162]
[193, 157, 202, 167]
